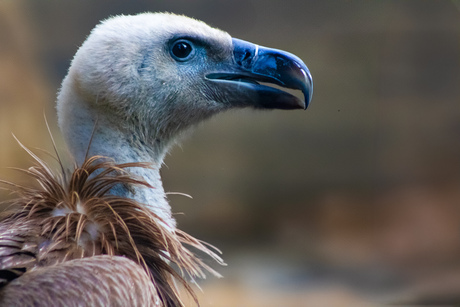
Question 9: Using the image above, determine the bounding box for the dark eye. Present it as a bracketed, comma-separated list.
[170, 40, 194, 61]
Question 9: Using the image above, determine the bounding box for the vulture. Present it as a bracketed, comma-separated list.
[0, 12, 312, 306]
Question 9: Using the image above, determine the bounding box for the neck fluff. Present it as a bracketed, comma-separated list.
[57, 75, 176, 230]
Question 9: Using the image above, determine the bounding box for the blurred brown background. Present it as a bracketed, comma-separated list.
[1, 1, 460, 306]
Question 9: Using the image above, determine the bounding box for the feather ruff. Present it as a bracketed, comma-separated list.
[0, 150, 224, 306]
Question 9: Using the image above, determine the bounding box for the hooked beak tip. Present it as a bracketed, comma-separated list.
[301, 67, 313, 110]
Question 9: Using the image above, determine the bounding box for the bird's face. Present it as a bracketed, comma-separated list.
[67, 13, 312, 141]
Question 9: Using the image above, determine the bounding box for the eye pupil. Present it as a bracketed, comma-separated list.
[171, 41, 192, 59]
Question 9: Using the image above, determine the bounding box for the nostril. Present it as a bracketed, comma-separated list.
[234, 49, 253, 67]
[242, 51, 251, 62]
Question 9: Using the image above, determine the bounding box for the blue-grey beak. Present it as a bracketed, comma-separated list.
[207, 38, 313, 110]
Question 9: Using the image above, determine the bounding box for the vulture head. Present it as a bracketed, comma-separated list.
[58, 13, 312, 162]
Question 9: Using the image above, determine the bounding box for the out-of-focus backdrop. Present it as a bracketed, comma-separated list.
[1, 1, 460, 306]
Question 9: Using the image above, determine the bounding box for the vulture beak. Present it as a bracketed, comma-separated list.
[206, 38, 313, 110]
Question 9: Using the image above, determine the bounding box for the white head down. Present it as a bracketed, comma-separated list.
[57, 12, 312, 230]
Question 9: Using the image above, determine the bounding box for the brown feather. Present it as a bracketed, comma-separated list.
[0, 150, 224, 306]
[0, 255, 161, 307]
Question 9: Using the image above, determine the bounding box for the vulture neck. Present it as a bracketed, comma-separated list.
[58, 78, 176, 231]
